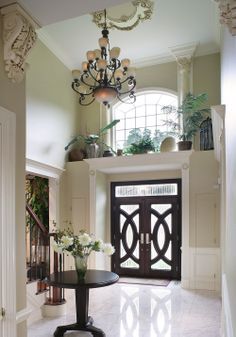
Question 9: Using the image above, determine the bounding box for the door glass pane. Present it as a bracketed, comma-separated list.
[119, 205, 140, 268]
[157, 224, 165, 250]
[120, 214, 126, 232]
[121, 258, 139, 269]
[126, 224, 133, 249]
[151, 214, 157, 232]
[152, 204, 171, 213]
[120, 240, 125, 258]
[151, 260, 171, 270]
[165, 242, 172, 260]
[133, 214, 139, 232]
[165, 214, 172, 234]
[121, 204, 139, 214]
[116, 184, 177, 197]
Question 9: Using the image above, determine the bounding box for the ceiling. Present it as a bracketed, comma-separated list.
[1, 0, 220, 70]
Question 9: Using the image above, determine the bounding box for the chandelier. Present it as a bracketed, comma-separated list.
[71, 9, 136, 107]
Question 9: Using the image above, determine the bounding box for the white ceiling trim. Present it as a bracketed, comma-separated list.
[133, 53, 175, 68]
[133, 45, 220, 69]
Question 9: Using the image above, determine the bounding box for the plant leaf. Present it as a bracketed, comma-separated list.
[99, 119, 120, 135]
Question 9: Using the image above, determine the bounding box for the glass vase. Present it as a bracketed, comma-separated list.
[74, 255, 88, 280]
[86, 142, 100, 158]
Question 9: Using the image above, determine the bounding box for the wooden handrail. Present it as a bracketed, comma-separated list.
[26, 203, 48, 235]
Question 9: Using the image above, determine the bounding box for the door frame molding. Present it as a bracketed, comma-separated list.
[85, 151, 192, 287]
[0, 106, 16, 337]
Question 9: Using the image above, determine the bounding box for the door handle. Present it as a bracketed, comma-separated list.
[0, 307, 6, 321]
[146, 233, 150, 244]
[140, 233, 144, 244]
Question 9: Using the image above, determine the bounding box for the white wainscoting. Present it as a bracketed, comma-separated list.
[188, 247, 220, 291]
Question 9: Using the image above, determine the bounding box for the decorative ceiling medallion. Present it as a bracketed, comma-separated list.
[92, 0, 154, 31]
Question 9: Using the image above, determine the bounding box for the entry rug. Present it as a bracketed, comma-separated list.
[118, 277, 170, 287]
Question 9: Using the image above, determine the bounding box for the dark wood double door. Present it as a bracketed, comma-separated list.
[111, 180, 181, 279]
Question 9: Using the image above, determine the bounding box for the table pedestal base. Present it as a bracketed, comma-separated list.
[53, 318, 105, 337]
[53, 288, 106, 337]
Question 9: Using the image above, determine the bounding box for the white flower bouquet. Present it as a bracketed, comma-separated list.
[52, 228, 115, 258]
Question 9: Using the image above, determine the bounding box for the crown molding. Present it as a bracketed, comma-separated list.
[133, 44, 220, 69]
[133, 53, 175, 68]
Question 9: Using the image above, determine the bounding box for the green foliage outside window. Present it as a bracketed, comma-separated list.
[124, 128, 178, 154]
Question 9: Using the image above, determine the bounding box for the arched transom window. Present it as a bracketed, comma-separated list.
[112, 90, 179, 151]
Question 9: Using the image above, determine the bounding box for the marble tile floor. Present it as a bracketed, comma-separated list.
[28, 281, 221, 337]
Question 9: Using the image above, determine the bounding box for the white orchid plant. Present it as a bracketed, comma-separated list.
[52, 228, 115, 258]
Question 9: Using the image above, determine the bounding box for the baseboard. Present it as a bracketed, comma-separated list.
[42, 303, 67, 317]
[222, 274, 234, 337]
[181, 278, 190, 288]
[27, 282, 46, 325]
[16, 307, 32, 324]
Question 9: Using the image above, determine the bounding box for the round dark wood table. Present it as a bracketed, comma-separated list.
[45, 270, 119, 337]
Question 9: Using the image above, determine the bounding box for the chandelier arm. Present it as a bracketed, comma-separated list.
[80, 72, 99, 89]
[118, 76, 135, 86]
[87, 66, 102, 85]
[71, 82, 95, 96]
[79, 95, 96, 106]
[116, 79, 136, 95]
[117, 91, 136, 104]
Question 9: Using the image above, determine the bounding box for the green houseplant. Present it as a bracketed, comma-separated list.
[163, 93, 210, 150]
[65, 119, 120, 159]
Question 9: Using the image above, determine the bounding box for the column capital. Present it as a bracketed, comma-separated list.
[170, 42, 198, 69]
[214, 0, 236, 36]
[1, 4, 39, 83]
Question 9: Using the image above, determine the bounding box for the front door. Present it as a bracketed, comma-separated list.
[111, 180, 181, 279]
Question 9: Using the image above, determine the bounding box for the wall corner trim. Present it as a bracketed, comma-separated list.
[222, 273, 234, 337]
[26, 158, 65, 179]
[16, 307, 32, 324]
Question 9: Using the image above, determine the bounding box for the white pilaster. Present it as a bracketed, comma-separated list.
[170, 43, 197, 104]
[181, 161, 190, 288]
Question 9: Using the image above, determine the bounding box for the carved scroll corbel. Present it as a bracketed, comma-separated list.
[215, 0, 236, 36]
[1, 4, 38, 83]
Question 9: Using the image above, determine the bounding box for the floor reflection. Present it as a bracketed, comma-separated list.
[28, 282, 221, 337]
[119, 286, 172, 337]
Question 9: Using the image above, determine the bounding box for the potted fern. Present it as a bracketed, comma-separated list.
[65, 119, 120, 159]
[163, 93, 210, 150]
